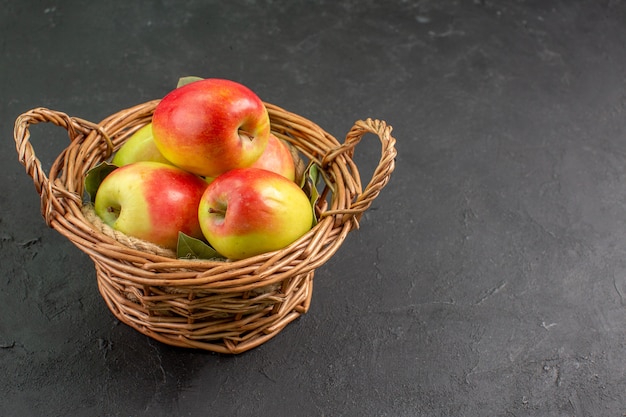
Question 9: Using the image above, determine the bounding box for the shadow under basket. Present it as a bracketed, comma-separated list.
[13, 100, 396, 354]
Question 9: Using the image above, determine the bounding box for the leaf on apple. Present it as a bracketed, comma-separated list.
[84, 161, 118, 203]
[176, 76, 204, 88]
[177, 232, 223, 260]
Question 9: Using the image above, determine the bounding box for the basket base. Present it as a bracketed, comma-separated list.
[94, 263, 314, 354]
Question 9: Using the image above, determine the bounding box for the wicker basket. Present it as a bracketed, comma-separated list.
[13, 100, 396, 354]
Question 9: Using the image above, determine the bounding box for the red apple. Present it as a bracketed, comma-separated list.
[198, 168, 313, 260]
[94, 161, 208, 250]
[151, 78, 270, 178]
[248, 133, 296, 181]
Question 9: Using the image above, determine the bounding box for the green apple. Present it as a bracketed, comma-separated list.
[94, 161, 208, 250]
[198, 167, 313, 260]
[152, 78, 270, 178]
[112, 123, 172, 166]
[248, 133, 296, 181]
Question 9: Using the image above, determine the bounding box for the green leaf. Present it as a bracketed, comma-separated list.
[84, 161, 118, 203]
[176, 76, 204, 88]
[176, 232, 223, 260]
[300, 161, 323, 226]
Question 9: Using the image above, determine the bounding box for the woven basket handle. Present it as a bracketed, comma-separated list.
[13, 107, 109, 224]
[322, 118, 397, 224]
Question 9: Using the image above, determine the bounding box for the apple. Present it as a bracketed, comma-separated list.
[198, 168, 313, 260]
[112, 123, 172, 166]
[248, 133, 296, 181]
[94, 161, 208, 250]
[152, 78, 270, 178]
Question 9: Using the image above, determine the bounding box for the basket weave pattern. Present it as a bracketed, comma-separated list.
[14, 100, 396, 354]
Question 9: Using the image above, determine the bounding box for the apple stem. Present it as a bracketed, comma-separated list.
[238, 129, 254, 142]
[105, 205, 121, 221]
[209, 207, 225, 215]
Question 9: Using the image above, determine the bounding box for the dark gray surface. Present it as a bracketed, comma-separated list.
[2, 1, 626, 416]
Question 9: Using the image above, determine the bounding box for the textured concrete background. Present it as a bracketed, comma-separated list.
[2, 1, 626, 416]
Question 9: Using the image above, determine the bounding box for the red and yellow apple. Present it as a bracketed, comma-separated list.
[248, 133, 296, 181]
[198, 168, 313, 260]
[112, 123, 172, 167]
[94, 161, 208, 250]
[152, 78, 270, 178]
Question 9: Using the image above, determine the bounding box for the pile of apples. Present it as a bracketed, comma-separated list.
[91, 78, 314, 260]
